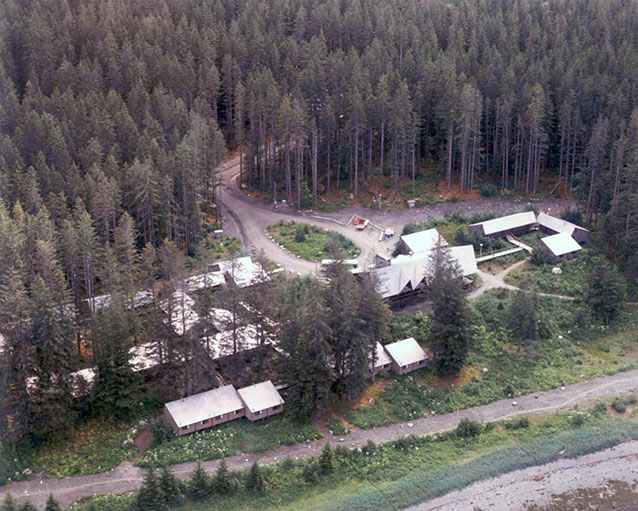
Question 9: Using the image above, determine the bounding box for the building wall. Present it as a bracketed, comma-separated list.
[391, 358, 426, 375]
[572, 228, 589, 244]
[166, 406, 245, 436]
[245, 404, 284, 422]
[371, 362, 391, 375]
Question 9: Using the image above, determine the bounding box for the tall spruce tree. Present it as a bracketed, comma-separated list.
[427, 241, 473, 374]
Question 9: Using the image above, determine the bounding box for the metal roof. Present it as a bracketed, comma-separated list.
[537, 212, 588, 236]
[384, 337, 428, 367]
[371, 341, 392, 369]
[184, 271, 226, 292]
[400, 228, 447, 254]
[238, 380, 284, 414]
[541, 232, 582, 257]
[470, 211, 536, 236]
[165, 384, 244, 428]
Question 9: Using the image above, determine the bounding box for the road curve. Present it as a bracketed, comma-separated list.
[2, 368, 637, 509]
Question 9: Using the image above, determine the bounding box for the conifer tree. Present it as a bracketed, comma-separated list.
[136, 468, 167, 511]
[427, 240, 473, 375]
[319, 443, 335, 474]
[159, 466, 181, 506]
[188, 461, 211, 501]
[213, 458, 232, 495]
[44, 494, 62, 511]
[245, 461, 266, 493]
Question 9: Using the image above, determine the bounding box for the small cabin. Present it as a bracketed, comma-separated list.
[238, 380, 285, 422]
[541, 233, 583, 263]
[384, 337, 428, 375]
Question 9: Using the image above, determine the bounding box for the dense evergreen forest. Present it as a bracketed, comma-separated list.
[2, 0, 638, 443]
[2, 0, 638, 275]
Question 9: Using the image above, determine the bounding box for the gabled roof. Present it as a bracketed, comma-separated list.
[165, 385, 244, 428]
[449, 245, 478, 276]
[371, 341, 392, 369]
[373, 264, 415, 298]
[238, 380, 284, 413]
[537, 212, 589, 236]
[541, 232, 582, 257]
[384, 337, 427, 367]
[400, 228, 447, 254]
[470, 211, 536, 236]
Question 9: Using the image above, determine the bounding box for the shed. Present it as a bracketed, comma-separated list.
[537, 212, 590, 243]
[468, 212, 536, 238]
[237, 380, 284, 422]
[164, 384, 245, 436]
[541, 232, 583, 262]
[384, 337, 428, 374]
[398, 228, 447, 255]
[370, 341, 392, 375]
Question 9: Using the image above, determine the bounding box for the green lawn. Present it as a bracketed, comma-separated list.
[70, 411, 638, 511]
[267, 222, 360, 261]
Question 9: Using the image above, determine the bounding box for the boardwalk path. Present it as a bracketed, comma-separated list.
[2, 369, 638, 508]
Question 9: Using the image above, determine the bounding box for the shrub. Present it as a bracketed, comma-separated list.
[362, 440, 378, 455]
[294, 227, 306, 242]
[456, 419, 482, 438]
[150, 420, 174, 447]
[478, 182, 499, 197]
[303, 461, 320, 484]
[503, 417, 530, 430]
[571, 413, 586, 428]
[611, 399, 627, 414]
[560, 209, 583, 225]
[591, 401, 607, 416]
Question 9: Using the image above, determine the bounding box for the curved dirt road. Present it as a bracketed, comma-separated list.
[218, 156, 575, 274]
[2, 369, 638, 508]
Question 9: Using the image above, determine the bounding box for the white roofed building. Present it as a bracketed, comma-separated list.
[398, 228, 447, 255]
[384, 337, 428, 374]
[162, 291, 200, 336]
[468, 212, 536, 238]
[237, 380, 285, 421]
[541, 232, 583, 262]
[537, 212, 590, 243]
[219, 256, 268, 288]
[164, 384, 245, 436]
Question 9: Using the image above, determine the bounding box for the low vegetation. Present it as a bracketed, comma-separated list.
[267, 222, 360, 261]
[138, 414, 322, 467]
[348, 289, 638, 429]
[65, 412, 638, 511]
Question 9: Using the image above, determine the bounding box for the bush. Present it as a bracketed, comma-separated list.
[560, 209, 583, 225]
[150, 420, 174, 447]
[294, 227, 306, 242]
[362, 440, 378, 455]
[611, 399, 627, 414]
[571, 413, 586, 428]
[591, 401, 607, 416]
[503, 417, 530, 430]
[320, 444, 335, 474]
[455, 418, 483, 438]
[303, 461, 320, 484]
[478, 182, 499, 197]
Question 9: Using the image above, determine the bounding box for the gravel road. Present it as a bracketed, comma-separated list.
[2, 369, 637, 509]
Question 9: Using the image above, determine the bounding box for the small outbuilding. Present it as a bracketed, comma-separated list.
[541, 232, 583, 262]
[238, 380, 285, 422]
[468, 211, 536, 238]
[536, 212, 590, 243]
[384, 337, 428, 374]
[370, 341, 393, 375]
[164, 384, 245, 436]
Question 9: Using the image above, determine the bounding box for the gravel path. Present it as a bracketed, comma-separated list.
[219, 156, 575, 273]
[410, 441, 638, 511]
[2, 369, 638, 509]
